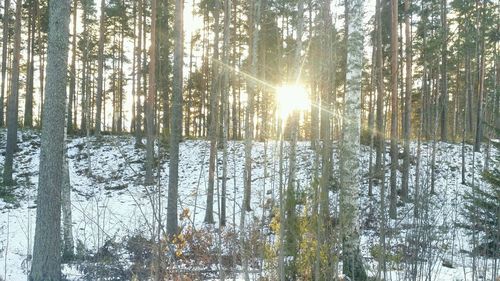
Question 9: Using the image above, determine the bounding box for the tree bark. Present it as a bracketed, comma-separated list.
[440, 0, 448, 141]
[145, 0, 158, 185]
[68, 0, 77, 133]
[401, 0, 412, 202]
[30, 0, 71, 280]
[220, 0, 231, 227]
[167, 0, 184, 236]
[205, 0, 221, 224]
[0, 0, 9, 127]
[374, 0, 385, 180]
[95, 0, 105, 135]
[243, 0, 261, 213]
[24, 5, 35, 128]
[2, 0, 22, 186]
[135, 0, 144, 147]
[389, 0, 399, 220]
[340, 0, 367, 279]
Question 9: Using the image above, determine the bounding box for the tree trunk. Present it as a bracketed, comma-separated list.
[205, 0, 221, 224]
[167, 0, 184, 236]
[220, 0, 231, 227]
[243, 0, 261, 213]
[440, 0, 448, 141]
[340, 0, 367, 279]
[145, 0, 158, 185]
[2, 0, 22, 186]
[68, 0, 77, 133]
[0, 0, 9, 127]
[474, 14, 485, 152]
[135, 0, 143, 147]
[95, 0, 105, 135]
[24, 5, 35, 128]
[401, 0, 412, 202]
[374, 0, 385, 180]
[389, 0, 399, 220]
[30, 1, 71, 280]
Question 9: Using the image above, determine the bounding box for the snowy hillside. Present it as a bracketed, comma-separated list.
[0, 129, 497, 280]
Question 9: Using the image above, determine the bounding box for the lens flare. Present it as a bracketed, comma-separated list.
[276, 84, 310, 119]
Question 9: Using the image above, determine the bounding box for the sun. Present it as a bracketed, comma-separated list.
[276, 84, 310, 119]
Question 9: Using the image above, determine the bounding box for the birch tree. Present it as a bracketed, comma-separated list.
[339, 0, 367, 279]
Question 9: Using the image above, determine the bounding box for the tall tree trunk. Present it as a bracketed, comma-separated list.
[159, 0, 170, 138]
[474, 6, 485, 152]
[220, 0, 231, 227]
[284, 2, 303, 278]
[205, 0, 221, 224]
[315, 1, 334, 279]
[374, 0, 385, 180]
[185, 0, 194, 138]
[401, 0, 412, 202]
[0, 0, 9, 127]
[30, 1, 70, 280]
[37, 1, 45, 125]
[68, 0, 77, 133]
[240, 2, 261, 279]
[340, 0, 367, 279]
[135, 0, 143, 147]
[167, 0, 184, 236]
[24, 5, 35, 128]
[130, 1, 137, 133]
[440, 0, 448, 141]
[95, 0, 105, 135]
[389, 0, 399, 220]
[2, 0, 22, 186]
[145, 0, 158, 185]
[243, 0, 261, 212]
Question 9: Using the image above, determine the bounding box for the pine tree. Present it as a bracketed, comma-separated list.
[2, 0, 22, 186]
[30, 0, 71, 279]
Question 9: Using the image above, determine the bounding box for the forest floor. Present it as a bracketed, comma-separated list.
[0, 129, 498, 280]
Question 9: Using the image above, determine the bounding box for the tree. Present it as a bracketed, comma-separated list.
[30, 0, 71, 279]
[24, 1, 36, 128]
[167, 0, 184, 236]
[205, 0, 221, 224]
[339, 0, 367, 279]
[95, 0, 106, 135]
[401, 0, 412, 202]
[145, 0, 158, 185]
[134, 0, 144, 146]
[389, 0, 399, 220]
[440, 0, 448, 141]
[219, 0, 231, 227]
[0, 0, 9, 127]
[2, 0, 22, 186]
[67, 0, 78, 133]
[374, 0, 385, 180]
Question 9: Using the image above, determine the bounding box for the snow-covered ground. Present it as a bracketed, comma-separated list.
[0, 129, 497, 280]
